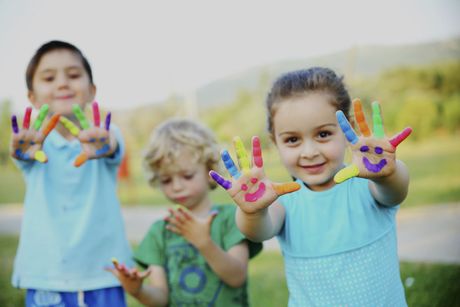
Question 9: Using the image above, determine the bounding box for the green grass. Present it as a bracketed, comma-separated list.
[1, 235, 459, 307]
[1, 135, 459, 207]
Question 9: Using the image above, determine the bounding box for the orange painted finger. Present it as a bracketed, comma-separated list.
[74, 153, 88, 167]
[273, 182, 301, 196]
[42, 114, 60, 136]
[353, 98, 371, 137]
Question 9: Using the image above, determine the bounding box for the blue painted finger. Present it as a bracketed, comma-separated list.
[336, 111, 358, 144]
[221, 150, 241, 179]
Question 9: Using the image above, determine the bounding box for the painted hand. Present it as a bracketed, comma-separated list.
[334, 99, 412, 183]
[10, 104, 60, 163]
[106, 257, 151, 296]
[60, 102, 114, 167]
[209, 136, 300, 214]
[165, 205, 218, 249]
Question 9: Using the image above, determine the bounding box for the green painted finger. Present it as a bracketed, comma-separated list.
[60, 116, 80, 136]
[372, 101, 385, 138]
[33, 104, 49, 131]
[72, 104, 90, 129]
[233, 137, 250, 173]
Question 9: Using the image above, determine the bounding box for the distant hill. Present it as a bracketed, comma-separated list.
[195, 37, 460, 107]
[114, 36, 460, 120]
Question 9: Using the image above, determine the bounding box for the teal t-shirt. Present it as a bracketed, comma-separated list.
[134, 204, 262, 307]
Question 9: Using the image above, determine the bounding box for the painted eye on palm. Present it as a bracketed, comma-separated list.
[334, 99, 413, 183]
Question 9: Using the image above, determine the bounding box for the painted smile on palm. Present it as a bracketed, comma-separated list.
[360, 145, 387, 173]
[241, 178, 266, 202]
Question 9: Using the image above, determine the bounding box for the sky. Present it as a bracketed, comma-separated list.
[1, 0, 459, 112]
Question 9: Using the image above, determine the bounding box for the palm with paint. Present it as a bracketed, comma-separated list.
[334, 99, 412, 183]
[11, 101, 114, 167]
[10, 105, 60, 163]
[210, 136, 300, 214]
[60, 102, 114, 167]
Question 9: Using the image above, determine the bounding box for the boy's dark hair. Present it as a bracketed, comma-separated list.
[26, 40, 94, 91]
[265, 67, 351, 136]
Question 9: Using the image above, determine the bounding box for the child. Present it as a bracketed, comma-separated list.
[108, 118, 262, 306]
[10, 40, 132, 307]
[210, 67, 412, 306]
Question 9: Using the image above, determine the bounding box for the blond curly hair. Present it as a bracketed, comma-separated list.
[143, 118, 222, 189]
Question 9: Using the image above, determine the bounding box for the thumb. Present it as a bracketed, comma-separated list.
[206, 209, 219, 225]
[272, 182, 300, 196]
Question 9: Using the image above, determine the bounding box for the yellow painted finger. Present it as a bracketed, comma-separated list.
[60, 117, 80, 136]
[334, 165, 359, 183]
[233, 137, 250, 174]
[34, 150, 48, 163]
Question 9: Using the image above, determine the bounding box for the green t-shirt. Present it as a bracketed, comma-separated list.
[134, 204, 262, 307]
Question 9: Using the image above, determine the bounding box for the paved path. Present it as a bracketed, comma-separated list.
[1, 203, 459, 264]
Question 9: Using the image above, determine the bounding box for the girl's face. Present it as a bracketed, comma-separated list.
[158, 149, 212, 212]
[272, 92, 347, 191]
[28, 49, 95, 116]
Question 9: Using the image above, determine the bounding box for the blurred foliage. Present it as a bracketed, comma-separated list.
[1, 60, 460, 205]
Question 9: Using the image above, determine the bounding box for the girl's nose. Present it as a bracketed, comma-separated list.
[300, 141, 319, 159]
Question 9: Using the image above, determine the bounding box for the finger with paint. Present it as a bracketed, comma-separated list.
[372, 101, 385, 138]
[336, 111, 359, 144]
[233, 137, 250, 174]
[353, 99, 371, 137]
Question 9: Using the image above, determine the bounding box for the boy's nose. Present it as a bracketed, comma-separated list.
[171, 178, 184, 191]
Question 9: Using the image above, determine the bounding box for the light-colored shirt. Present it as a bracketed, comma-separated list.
[12, 125, 132, 291]
[277, 177, 407, 306]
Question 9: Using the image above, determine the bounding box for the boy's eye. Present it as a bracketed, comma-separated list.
[184, 173, 195, 180]
[160, 178, 172, 184]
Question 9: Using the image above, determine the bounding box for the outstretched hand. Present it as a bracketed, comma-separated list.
[334, 99, 412, 183]
[106, 258, 151, 297]
[10, 104, 60, 163]
[60, 102, 115, 167]
[209, 136, 300, 214]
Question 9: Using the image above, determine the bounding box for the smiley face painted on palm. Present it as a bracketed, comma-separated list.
[360, 145, 387, 173]
[241, 177, 266, 202]
[334, 99, 413, 184]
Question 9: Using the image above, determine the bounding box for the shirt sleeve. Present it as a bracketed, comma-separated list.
[218, 205, 263, 259]
[104, 124, 125, 165]
[133, 221, 165, 268]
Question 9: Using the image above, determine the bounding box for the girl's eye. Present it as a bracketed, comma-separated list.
[318, 131, 332, 139]
[69, 73, 81, 79]
[43, 76, 54, 82]
[285, 137, 298, 144]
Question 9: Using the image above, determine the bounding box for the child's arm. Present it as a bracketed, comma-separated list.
[335, 99, 412, 206]
[60, 102, 118, 167]
[209, 136, 300, 241]
[166, 208, 249, 287]
[10, 105, 59, 163]
[107, 260, 169, 306]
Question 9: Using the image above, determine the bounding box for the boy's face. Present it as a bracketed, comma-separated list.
[158, 150, 212, 211]
[28, 49, 96, 117]
[273, 92, 347, 191]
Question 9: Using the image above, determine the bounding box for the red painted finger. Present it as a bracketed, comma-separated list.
[252, 136, 263, 168]
[389, 127, 412, 148]
[92, 101, 100, 127]
[23, 107, 32, 129]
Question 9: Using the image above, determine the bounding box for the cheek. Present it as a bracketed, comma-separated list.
[277, 146, 298, 167]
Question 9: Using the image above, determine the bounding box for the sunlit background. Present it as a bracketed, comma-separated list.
[1, 0, 459, 306]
